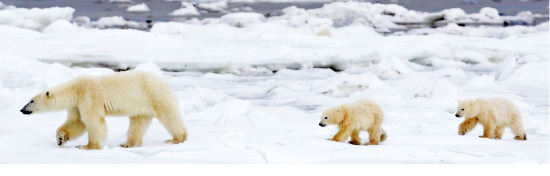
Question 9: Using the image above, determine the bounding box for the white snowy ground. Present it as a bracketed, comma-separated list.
[0, 2, 548, 164]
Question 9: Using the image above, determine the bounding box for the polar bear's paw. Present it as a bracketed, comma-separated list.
[514, 135, 527, 141]
[120, 142, 141, 148]
[479, 135, 491, 139]
[76, 143, 101, 150]
[164, 139, 184, 144]
[348, 140, 360, 145]
[56, 131, 68, 146]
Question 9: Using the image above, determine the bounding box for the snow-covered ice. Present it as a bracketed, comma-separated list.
[126, 3, 150, 13]
[0, 6, 74, 31]
[197, 0, 229, 13]
[110, 0, 133, 3]
[0, 1, 548, 164]
[170, 2, 200, 16]
[90, 16, 145, 29]
[219, 12, 266, 27]
[230, 0, 331, 2]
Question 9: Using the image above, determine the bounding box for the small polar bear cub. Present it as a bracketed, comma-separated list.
[455, 97, 526, 140]
[319, 99, 387, 145]
[20, 70, 188, 149]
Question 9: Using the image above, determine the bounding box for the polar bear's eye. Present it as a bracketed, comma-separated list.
[461, 108, 465, 111]
[46, 91, 49, 96]
[324, 117, 328, 119]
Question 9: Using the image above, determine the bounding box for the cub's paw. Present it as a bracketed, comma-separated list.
[514, 135, 527, 141]
[56, 131, 68, 146]
[479, 135, 490, 139]
[365, 140, 379, 146]
[348, 141, 360, 145]
[458, 129, 467, 135]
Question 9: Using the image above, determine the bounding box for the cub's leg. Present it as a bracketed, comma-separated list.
[348, 130, 361, 145]
[120, 115, 154, 148]
[494, 126, 505, 139]
[510, 120, 527, 140]
[331, 127, 352, 142]
[365, 127, 382, 145]
[458, 118, 478, 135]
[480, 123, 496, 139]
[56, 108, 86, 146]
[379, 128, 387, 142]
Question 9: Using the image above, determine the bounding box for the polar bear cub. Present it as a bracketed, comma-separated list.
[455, 97, 526, 140]
[319, 99, 387, 145]
[20, 70, 188, 149]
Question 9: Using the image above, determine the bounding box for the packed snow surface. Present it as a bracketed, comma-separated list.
[0, 1, 548, 164]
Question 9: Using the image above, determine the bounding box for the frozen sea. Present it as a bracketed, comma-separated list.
[1, 0, 548, 22]
[0, 0, 548, 164]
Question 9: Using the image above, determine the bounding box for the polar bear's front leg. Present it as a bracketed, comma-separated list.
[458, 118, 478, 135]
[78, 115, 107, 150]
[348, 130, 361, 145]
[121, 115, 153, 148]
[332, 127, 352, 142]
[494, 126, 505, 139]
[480, 123, 496, 139]
[56, 108, 86, 146]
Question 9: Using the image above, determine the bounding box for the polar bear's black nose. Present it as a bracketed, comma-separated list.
[319, 123, 326, 127]
[20, 109, 32, 115]
[455, 114, 459, 117]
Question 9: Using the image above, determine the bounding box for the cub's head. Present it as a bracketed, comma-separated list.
[455, 99, 478, 118]
[319, 105, 346, 127]
[20, 84, 78, 115]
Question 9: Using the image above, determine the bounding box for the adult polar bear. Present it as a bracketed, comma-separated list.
[20, 70, 188, 150]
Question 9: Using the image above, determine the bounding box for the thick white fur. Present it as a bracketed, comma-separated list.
[456, 97, 526, 140]
[319, 99, 387, 145]
[23, 70, 187, 149]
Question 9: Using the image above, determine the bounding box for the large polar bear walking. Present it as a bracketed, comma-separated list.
[455, 97, 526, 140]
[20, 70, 188, 149]
[319, 99, 387, 145]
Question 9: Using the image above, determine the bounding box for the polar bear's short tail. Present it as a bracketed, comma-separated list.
[380, 128, 387, 142]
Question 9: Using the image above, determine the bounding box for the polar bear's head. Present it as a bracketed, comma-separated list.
[20, 80, 79, 115]
[319, 105, 347, 127]
[455, 99, 479, 118]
